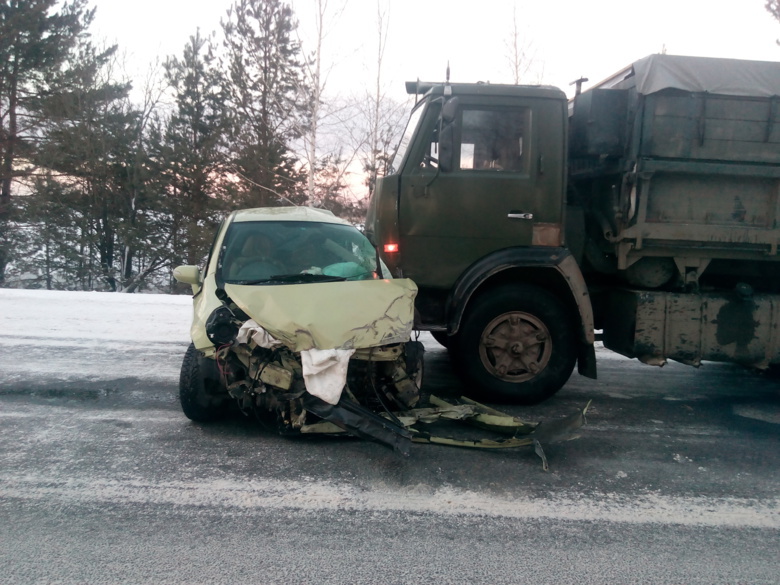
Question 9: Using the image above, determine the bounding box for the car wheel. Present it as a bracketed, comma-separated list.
[179, 343, 228, 422]
[453, 284, 577, 404]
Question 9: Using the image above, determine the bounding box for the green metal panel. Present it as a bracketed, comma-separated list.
[397, 90, 567, 289]
[603, 289, 780, 367]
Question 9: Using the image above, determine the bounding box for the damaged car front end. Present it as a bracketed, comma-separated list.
[174, 207, 424, 454]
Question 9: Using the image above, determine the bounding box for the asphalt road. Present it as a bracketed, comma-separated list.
[1, 334, 779, 584]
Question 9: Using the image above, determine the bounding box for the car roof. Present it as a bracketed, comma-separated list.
[230, 206, 351, 226]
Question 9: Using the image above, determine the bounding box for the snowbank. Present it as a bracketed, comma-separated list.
[0, 289, 192, 383]
[0, 288, 192, 344]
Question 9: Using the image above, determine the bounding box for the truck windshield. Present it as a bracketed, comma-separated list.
[218, 220, 387, 285]
[388, 103, 425, 174]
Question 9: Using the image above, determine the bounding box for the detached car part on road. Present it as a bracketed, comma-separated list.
[174, 207, 588, 465]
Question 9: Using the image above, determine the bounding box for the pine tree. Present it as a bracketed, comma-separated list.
[0, 0, 98, 283]
[221, 0, 308, 208]
[150, 30, 229, 278]
[11, 178, 86, 289]
[33, 40, 145, 292]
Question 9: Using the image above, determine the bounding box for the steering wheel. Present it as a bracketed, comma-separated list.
[235, 259, 283, 280]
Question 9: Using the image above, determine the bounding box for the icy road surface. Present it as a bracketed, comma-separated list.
[1, 288, 779, 584]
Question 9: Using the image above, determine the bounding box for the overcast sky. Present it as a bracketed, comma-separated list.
[92, 0, 780, 101]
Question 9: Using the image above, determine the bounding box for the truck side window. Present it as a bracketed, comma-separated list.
[413, 105, 441, 170]
[460, 108, 527, 172]
[424, 123, 440, 169]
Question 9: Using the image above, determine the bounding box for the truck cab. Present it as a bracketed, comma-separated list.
[366, 82, 596, 404]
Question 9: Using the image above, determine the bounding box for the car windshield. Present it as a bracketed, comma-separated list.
[218, 220, 386, 285]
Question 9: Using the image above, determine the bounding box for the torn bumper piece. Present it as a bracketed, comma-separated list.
[411, 397, 591, 471]
[302, 394, 413, 456]
[301, 393, 591, 470]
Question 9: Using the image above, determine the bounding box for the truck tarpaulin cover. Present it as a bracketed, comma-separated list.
[615, 54, 780, 98]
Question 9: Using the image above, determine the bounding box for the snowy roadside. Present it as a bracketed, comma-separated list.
[0, 289, 192, 383]
[0, 288, 192, 344]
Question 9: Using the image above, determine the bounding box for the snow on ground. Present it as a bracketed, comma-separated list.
[0, 289, 192, 383]
[0, 288, 192, 344]
[4, 466, 778, 528]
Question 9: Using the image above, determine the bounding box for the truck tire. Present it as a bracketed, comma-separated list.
[453, 284, 577, 404]
[179, 343, 228, 422]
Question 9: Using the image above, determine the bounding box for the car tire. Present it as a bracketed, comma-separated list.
[452, 284, 577, 404]
[179, 343, 228, 422]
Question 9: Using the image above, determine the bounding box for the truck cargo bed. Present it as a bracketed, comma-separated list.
[569, 55, 780, 287]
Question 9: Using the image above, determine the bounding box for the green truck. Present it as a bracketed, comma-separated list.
[365, 54, 780, 404]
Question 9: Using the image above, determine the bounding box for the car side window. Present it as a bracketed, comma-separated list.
[459, 108, 528, 172]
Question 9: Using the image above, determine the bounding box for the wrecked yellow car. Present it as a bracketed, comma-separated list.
[174, 207, 588, 463]
[174, 207, 423, 454]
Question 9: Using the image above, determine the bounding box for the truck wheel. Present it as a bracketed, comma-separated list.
[179, 343, 228, 422]
[454, 285, 577, 404]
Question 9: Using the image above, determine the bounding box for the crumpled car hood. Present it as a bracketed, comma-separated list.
[224, 279, 417, 352]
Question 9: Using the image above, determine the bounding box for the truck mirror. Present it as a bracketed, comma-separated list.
[438, 97, 459, 172]
[441, 97, 459, 124]
[439, 123, 454, 173]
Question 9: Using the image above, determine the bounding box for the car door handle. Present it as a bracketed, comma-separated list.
[507, 212, 533, 220]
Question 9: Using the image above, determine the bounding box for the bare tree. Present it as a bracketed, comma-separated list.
[296, 0, 350, 203]
[365, 1, 388, 196]
[304, 0, 325, 200]
[504, 5, 543, 85]
[357, 1, 406, 200]
[296, 0, 405, 213]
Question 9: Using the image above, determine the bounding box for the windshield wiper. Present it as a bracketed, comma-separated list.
[234, 273, 347, 285]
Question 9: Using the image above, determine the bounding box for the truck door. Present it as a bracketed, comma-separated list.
[397, 95, 566, 290]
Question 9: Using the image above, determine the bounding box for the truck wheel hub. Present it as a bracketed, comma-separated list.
[479, 311, 552, 382]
